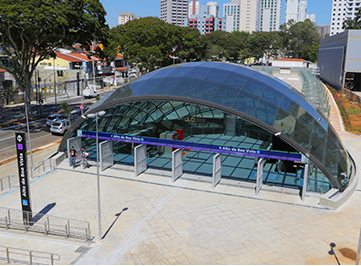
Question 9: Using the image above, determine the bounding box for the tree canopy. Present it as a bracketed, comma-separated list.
[343, 8, 361, 30]
[106, 17, 207, 72]
[0, 0, 110, 117]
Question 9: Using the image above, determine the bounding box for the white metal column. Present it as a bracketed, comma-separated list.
[134, 144, 147, 177]
[255, 158, 265, 195]
[172, 149, 183, 183]
[212, 153, 222, 189]
[301, 163, 309, 201]
[100, 140, 114, 172]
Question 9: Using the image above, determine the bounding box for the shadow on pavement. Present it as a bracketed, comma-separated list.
[102, 207, 128, 240]
[32, 202, 56, 223]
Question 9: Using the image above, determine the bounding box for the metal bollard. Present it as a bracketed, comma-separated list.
[8, 209, 10, 224]
[44, 222, 48, 235]
[65, 224, 68, 238]
[29, 251, 32, 265]
[6, 248, 10, 263]
[5, 217, 8, 230]
[50, 254, 54, 265]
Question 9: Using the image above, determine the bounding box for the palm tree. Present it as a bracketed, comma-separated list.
[343, 8, 361, 30]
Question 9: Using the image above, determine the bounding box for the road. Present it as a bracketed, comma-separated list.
[0, 87, 115, 164]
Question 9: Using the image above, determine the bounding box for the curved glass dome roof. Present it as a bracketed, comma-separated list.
[80, 62, 350, 189]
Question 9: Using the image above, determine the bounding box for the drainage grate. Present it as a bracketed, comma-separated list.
[75, 246, 91, 254]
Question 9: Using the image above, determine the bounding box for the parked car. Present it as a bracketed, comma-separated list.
[83, 86, 99, 99]
[46, 114, 66, 127]
[50, 119, 70, 135]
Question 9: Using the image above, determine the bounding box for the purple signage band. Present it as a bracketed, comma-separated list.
[78, 130, 303, 162]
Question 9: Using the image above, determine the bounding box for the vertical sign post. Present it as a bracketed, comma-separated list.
[15, 132, 32, 223]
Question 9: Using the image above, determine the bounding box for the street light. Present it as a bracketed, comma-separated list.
[87, 110, 106, 241]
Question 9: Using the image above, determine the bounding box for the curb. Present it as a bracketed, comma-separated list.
[0, 141, 60, 166]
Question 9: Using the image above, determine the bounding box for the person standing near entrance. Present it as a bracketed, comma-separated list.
[79, 147, 89, 169]
[69, 146, 77, 169]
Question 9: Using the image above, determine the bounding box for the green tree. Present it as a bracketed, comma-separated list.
[203, 31, 244, 62]
[248, 31, 283, 62]
[107, 17, 207, 72]
[285, 19, 321, 61]
[0, 0, 110, 118]
[343, 8, 361, 30]
[61, 101, 71, 125]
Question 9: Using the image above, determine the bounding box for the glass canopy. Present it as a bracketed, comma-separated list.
[82, 62, 350, 189]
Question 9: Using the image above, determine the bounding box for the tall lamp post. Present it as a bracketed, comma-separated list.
[87, 110, 106, 241]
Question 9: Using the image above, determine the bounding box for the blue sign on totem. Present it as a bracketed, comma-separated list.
[78, 130, 303, 162]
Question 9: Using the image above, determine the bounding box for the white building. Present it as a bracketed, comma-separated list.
[260, 0, 281, 32]
[239, 0, 261, 32]
[285, 0, 299, 23]
[298, 1, 307, 22]
[161, 0, 189, 26]
[223, 0, 240, 32]
[306, 14, 316, 23]
[330, 0, 361, 36]
[207, 1, 219, 18]
[189, 0, 200, 17]
[118, 13, 137, 26]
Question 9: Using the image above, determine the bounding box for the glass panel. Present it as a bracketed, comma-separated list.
[232, 90, 259, 116]
[214, 63, 239, 72]
[189, 80, 221, 101]
[250, 72, 273, 85]
[133, 78, 164, 96]
[279, 96, 300, 117]
[254, 98, 279, 125]
[165, 66, 194, 77]
[223, 73, 250, 90]
[129, 80, 146, 94]
[151, 77, 182, 95]
[270, 78, 291, 91]
[170, 77, 201, 97]
[241, 77, 268, 97]
[211, 83, 240, 108]
[203, 69, 232, 83]
[261, 86, 284, 107]
[184, 66, 212, 79]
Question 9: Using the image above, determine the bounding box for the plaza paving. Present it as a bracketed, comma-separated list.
[0, 72, 360, 265]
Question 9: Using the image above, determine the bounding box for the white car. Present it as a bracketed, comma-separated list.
[83, 86, 99, 99]
[50, 119, 70, 135]
[46, 114, 66, 127]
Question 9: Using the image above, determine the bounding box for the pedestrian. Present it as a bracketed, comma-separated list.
[69, 146, 77, 169]
[79, 147, 89, 169]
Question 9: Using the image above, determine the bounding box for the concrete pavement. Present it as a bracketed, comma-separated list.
[0, 74, 360, 265]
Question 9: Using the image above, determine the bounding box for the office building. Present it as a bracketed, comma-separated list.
[223, 1, 240, 32]
[260, 0, 281, 32]
[298, 1, 307, 22]
[330, 0, 361, 36]
[306, 14, 316, 23]
[189, 0, 200, 17]
[317, 25, 330, 38]
[185, 4, 224, 34]
[207, 1, 220, 18]
[285, 0, 299, 23]
[161, 0, 189, 26]
[118, 13, 138, 26]
[239, 0, 262, 32]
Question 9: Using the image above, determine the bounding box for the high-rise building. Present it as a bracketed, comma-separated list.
[330, 0, 361, 36]
[161, 0, 189, 26]
[189, 0, 200, 17]
[239, 0, 262, 32]
[118, 13, 138, 25]
[223, 0, 240, 32]
[306, 14, 316, 23]
[260, 0, 281, 32]
[285, 0, 299, 23]
[317, 25, 330, 38]
[298, 1, 307, 22]
[184, 4, 224, 34]
[207, 2, 220, 18]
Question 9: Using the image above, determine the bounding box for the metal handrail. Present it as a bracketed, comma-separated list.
[0, 245, 60, 265]
[0, 174, 15, 192]
[0, 207, 93, 242]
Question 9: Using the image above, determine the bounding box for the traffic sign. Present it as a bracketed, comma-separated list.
[80, 104, 84, 110]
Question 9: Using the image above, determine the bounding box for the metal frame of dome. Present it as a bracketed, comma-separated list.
[60, 62, 352, 190]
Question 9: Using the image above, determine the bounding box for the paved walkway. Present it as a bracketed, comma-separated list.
[0, 74, 361, 265]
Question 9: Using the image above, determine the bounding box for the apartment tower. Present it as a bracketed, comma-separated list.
[161, 0, 189, 26]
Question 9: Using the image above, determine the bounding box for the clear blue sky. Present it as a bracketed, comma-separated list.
[100, 0, 332, 29]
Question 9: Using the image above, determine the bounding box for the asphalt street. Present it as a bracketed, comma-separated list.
[0, 87, 115, 164]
